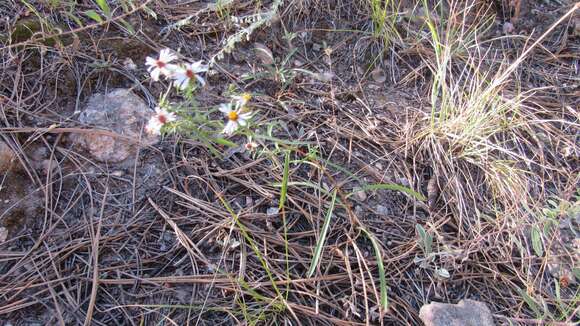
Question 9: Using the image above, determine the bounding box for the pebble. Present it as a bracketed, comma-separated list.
[376, 204, 390, 216]
[266, 207, 279, 216]
[353, 188, 367, 201]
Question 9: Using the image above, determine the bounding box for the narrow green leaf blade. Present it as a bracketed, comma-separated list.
[307, 189, 338, 277]
[279, 151, 290, 210]
[360, 227, 388, 312]
[96, 0, 111, 18]
[518, 288, 542, 318]
[119, 18, 135, 35]
[531, 226, 544, 257]
[85, 10, 103, 23]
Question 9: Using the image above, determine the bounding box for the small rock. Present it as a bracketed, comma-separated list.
[40, 159, 57, 175]
[0, 227, 8, 243]
[370, 67, 387, 83]
[502, 22, 514, 34]
[111, 170, 124, 177]
[376, 204, 390, 216]
[398, 177, 410, 187]
[266, 207, 279, 216]
[312, 71, 334, 82]
[547, 262, 560, 278]
[0, 140, 18, 171]
[74, 89, 158, 163]
[353, 188, 367, 202]
[419, 299, 495, 326]
[122, 57, 137, 71]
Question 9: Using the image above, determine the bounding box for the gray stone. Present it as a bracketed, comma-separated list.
[419, 299, 495, 326]
[370, 67, 386, 83]
[0, 226, 7, 243]
[75, 89, 158, 162]
[266, 207, 279, 216]
[353, 188, 367, 202]
[376, 204, 390, 216]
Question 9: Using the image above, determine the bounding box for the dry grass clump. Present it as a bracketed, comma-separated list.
[398, 1, 579, 224]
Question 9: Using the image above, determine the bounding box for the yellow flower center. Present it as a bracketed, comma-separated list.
[241, 93, 252, 102]
[228, 111, 238, 121]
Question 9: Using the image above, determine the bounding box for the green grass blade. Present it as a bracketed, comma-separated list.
[360, 227, 388, 312]
[518, 288, 542, 318]
[84, 10, 103, 23]
[307, 189, 338, 277]
[279, 151, 290, 210]
[531, 226, 544, 257]
[279, 151, 291, 299]
[96, 0, 111, 18]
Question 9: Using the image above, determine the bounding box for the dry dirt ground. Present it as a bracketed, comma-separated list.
[0, 0, 579, 325]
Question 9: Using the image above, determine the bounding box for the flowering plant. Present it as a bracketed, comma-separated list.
[143, 48, 256, 149]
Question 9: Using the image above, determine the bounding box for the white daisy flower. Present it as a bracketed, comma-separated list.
[145, 107, 177, 135]
[145, 48, 178, 81]
[172, 61, 209, 90]
[219, 103, 253, 135]
[232, 93, 252, 109]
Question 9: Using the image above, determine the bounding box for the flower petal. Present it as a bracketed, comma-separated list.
[150, 68, 161, 81]
[238, 112, 253, 120]
[191, 61, 208, 72]
[219, 103, 232, 113]
[195, 75, 206, 86]
[145, 57, 156, 66]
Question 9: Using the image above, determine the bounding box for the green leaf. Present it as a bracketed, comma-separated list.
[119, 18, 135, 34]
[531, 226, 544, 257]
[307, 189, 338, 277]
[213, 137, 237, 147]
[66, 12, 84, 27]
[415, 224, 432, 256]
[360, 227, 388, 313]
[518, 288, 542, 318]
[96, 0, 111, 18]
[279, 151, 291, 299]
[84, 10, 103, 23]
[278, 151, 290, 210]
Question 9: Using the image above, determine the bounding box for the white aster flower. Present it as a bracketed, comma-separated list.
[145, 48, 178, 81]
[145, 107, 177, 135]
[232, 93, 252, 109]
[219, 103, 253, 135]
[172, 61, 209, 90]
